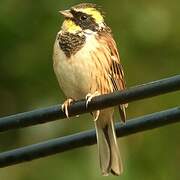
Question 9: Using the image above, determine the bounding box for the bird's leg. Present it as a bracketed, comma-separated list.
[61, 98, 74, 119]
[86, 91, 101, 121]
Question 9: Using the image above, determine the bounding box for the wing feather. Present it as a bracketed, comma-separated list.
[96, 31, 127, 122]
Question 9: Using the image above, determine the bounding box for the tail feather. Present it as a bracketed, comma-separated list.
[95, 122, 111, 176]
[95, 119, 123, 176]
[108, 120, 123, 175]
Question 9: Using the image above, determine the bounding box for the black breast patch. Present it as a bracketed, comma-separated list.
[58, 32, 86, 58]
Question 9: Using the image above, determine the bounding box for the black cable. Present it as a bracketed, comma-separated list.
[0, 107, 179, 168]
[0, 75, 179, 133]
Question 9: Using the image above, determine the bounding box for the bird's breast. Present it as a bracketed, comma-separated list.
[53, 32, 100, 100]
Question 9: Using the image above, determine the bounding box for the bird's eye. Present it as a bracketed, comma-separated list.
[80, 15, 88, 21]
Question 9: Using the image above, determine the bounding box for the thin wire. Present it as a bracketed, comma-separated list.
[0, 107, 179, 168]
[0, 75, 180, 132]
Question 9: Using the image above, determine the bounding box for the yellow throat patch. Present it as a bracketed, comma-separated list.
[62, 19, 81, 33]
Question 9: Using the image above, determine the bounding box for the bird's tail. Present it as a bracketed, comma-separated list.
[95, 119, 123, 176]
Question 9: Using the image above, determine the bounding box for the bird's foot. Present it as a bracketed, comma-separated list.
[85, 91, 100, 108]
[86, 91, 100, 121]
[61, 98, 74, 119]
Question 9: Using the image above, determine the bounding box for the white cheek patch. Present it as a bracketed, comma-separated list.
[84, 29, 96, 35]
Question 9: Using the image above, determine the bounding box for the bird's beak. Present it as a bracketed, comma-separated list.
[59, 10, 73, 18]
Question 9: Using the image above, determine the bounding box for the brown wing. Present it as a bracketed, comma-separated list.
[97, 31, 127, 122]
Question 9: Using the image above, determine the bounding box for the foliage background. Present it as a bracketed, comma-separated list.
[0, 0, 180, 179]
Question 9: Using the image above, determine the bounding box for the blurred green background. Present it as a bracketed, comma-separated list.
[0, 0, 180, 179]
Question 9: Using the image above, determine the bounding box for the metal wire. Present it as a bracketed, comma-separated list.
[0, 75, 180, 132]
[0, 107, 179, 168]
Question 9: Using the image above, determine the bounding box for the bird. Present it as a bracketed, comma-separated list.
[53, 3, 127, 176]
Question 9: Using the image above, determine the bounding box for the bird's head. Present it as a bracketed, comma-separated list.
[60, 3, 105, 34]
